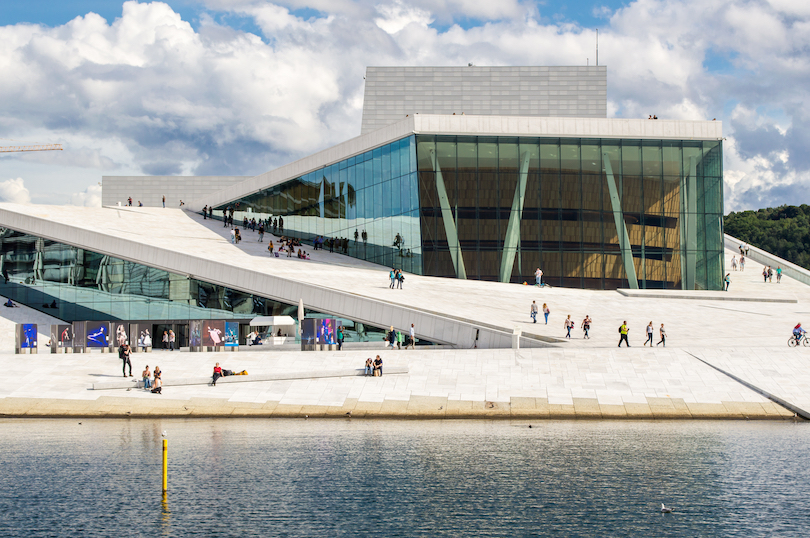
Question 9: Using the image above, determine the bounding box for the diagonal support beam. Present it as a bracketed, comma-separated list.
[684, 156, 698, 290]
[499, 151, 532, 282]
[429, 148, 467, 279]
[603, 151, 639, 289]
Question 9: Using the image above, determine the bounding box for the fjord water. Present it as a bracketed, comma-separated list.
[0, 419, 807, 537]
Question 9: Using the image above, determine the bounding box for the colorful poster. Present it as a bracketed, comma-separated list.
[203, 320, 225, 347]
[318, 318, 336, 345]
[86, 321, 110, 348]
[189, 320, 202, 347]
[20, 324, 37, 348]
[55, 324, 73, 348]
[114, 323, 128, 347]
[301, 318, 317, 345]
[224, 322, 239, 347]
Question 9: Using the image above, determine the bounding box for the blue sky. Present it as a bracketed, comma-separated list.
[0, 0, 807, 211]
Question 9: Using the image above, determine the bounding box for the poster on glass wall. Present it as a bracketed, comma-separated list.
[224, 322, 239, 347]
[203, 320, 225, 347]
[301, 318, 317, 345]
[189, 320, 202, 347]
[55, 324, 73, 348]
[18, 324, 37, 348]
[114, 323, 128, 347]
[318, 318, 336, 345]
[86, 321, 110, 348]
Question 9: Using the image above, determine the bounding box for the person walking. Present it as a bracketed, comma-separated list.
[656, 324, 667, 347]
[203, 205, 207, 219]
[731, 256, 737, 271]
[119, 343, 132, 377]
[725, 273, 731, 291]
[777, 266, 782, 283]
[408, 323, 416, 349]
[168, 330, 175, 351]
[337, 326, 344, 351]
[767, 266, 773, 283]
[618, 321, 630, 347]
[162, 331, 168, 350]
[542, 303, 550, 325]
[389, 269, 396, 289]
[762, 267, 768, 283]
[740, 255, 745, 271]
[396, 330, 404, 350]
[230, 227, 236, 244]
[581, 315, 591, 339]
[396, 269, 404, 289]
[258, 223, 264, 242]
[564, 315, 573, 338]
[162, 195, 165, 208]
[530, 301, 538, 323]
[644, 321, 654, 346]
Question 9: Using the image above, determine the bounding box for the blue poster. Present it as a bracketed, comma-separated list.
[224, 322, 239, 347]
[21, 324, 37, 348]
[318, 318, 336, 345]
[86, 322, 110, 348]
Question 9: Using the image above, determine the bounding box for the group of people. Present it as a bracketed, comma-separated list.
[314, 236, 350, 254]
[389, 269, 405, 289]
[120, 343, 162, 393]
[363, 355, 384, 376]
[762, 265, 782, 283]
[268, 237, 309, 259]
[161, 330, 176, 350]
[730, 255, 746, 271]
[529, 301, 551, 324]
[618, 321, 666, 347]
[385, 324, 415, 349]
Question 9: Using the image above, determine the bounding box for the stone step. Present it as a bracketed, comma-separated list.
[91, 366, 408, 390]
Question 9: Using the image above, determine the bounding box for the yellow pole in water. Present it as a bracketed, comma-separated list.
[162, 439, 168, 492]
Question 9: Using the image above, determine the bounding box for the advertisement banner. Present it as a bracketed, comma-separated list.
[224, 322, 239, 347]
[203, 321, 225, 347]
[86, 321, 111, 348]
[318, 318, 336, 345]
[189, 320, 203, 347]
[301, 318, 318, 346]
[18, 324, 37, 348]
[54, 324, 73, 348]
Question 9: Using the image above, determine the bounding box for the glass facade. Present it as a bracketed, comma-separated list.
[416, 136, 723, 290]
[0, 228, 393, 344]
[218, 136, 421, 273]
[216, 134, 723, 290]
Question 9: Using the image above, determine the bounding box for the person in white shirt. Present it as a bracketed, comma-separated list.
[534, 268, 543, 286]
[644, 321, 654, 346]
[407, 324, 416, 349]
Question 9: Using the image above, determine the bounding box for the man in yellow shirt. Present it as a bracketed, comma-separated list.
[618, 321, 630, 347]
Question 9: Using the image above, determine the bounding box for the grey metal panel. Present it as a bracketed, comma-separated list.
[360, 66, 607, 135]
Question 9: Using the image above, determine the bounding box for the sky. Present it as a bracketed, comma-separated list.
[0, 0, 807, 212]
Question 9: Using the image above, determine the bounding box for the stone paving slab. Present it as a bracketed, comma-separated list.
[0, 346, 798, 419]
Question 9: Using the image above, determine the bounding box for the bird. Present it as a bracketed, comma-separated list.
[345, 411, 352, 416]
[660, 503, 672, 513]
[162, 431, 167, 438]
[528, 425, 532, 428]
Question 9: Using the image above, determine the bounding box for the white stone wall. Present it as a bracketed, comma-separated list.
[102, 176, 250, 208]
[361, 66, 607, 134]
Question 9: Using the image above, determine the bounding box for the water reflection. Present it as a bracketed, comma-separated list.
[0, 419, 807, 537]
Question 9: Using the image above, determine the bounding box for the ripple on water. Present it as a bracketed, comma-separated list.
[0, 419, 808, 537]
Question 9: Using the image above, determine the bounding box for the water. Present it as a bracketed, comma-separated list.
[0, 419, 807, 537]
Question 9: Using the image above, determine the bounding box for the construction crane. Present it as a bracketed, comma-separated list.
[0, 143, 63, 153]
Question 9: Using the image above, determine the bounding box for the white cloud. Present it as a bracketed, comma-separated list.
[0, 178, 32, 204]
[70, 184, 102, 207]
[2, 0, 810, 211]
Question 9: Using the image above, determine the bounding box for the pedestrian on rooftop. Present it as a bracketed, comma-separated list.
[542, 303, 550, 325]
[644, 321, 654, 346]
[618, 321, 630, 347]
[530, 301, 538, 323]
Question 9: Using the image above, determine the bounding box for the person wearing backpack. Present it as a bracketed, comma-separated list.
[618, 321, 630, 347]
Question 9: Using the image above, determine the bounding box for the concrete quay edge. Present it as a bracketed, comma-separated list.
[0, 395, 796, 420]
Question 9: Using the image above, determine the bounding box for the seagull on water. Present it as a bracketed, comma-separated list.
[660, 503, 672, 513]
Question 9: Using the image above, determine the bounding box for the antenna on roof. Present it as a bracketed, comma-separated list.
[596, 29, 599, 66]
